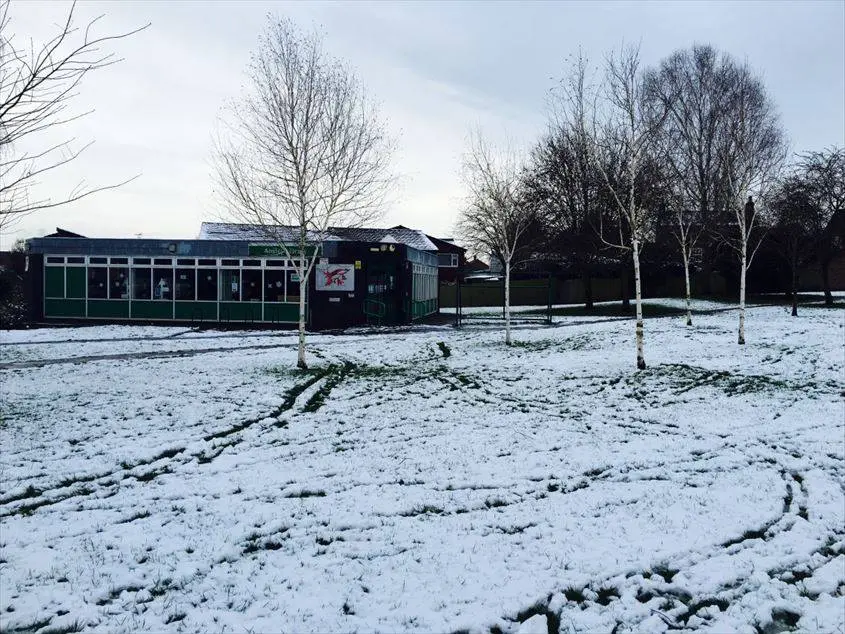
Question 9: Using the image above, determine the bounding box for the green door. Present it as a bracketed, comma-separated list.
[364, 265, 397, 326]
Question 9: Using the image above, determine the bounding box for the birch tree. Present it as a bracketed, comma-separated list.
[457, 131, 530, 346]
[0, 0, 146, 232]
[214, 17, 394, 369]
[716, 65, 786, 344]
[578, 44, 668, 370]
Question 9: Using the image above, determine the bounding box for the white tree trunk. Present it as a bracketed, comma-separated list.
[297, 267, 307, 369]
[632, 237, 646, 370]
[738, 241, 746, 345]
[682, 249, 692, 327]
[504, 258, 512, 346]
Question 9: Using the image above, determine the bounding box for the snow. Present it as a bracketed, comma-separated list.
[0, 301, 843, 633]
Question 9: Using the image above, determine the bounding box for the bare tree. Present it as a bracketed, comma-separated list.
[797, 147, 845, 305]
[0, 0, 146, 233]
[769, 173, 816, 316]
[457, 131, 531, 346]
[715, 64, 787, 344]
[571, 44, 667, 370]
[643, 45, 739, 302]
[214, 17, 394, 369]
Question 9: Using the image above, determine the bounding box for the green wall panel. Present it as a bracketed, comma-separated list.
[44, 298, 85, 318]
[131, 301, 173, 320]
[45, 267, 64, 298]
[66, 268, 86, 298]
[219, 302, 262, 322]
[174, 302, 217, 321]
[263, 303, 299, 323]
[88, 300, 129, 319]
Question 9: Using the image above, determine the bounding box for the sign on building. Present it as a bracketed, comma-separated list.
[316, 263, 355, 292]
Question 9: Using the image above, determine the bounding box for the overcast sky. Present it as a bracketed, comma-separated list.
[3, 0, 843, 249]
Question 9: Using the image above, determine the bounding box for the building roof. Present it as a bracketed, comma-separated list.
[199, 222, 437, 252]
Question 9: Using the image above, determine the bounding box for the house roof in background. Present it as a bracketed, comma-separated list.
[199, 222, 437, 252]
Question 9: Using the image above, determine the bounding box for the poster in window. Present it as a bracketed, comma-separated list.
[316, 263, 354, 291]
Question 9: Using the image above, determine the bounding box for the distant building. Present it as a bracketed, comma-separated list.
[23, 222, 441, 330]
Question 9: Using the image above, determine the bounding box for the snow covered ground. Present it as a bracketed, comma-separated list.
[1, 301, 843, 633]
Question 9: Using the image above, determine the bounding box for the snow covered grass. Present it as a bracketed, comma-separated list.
[1, 302, 843, 633]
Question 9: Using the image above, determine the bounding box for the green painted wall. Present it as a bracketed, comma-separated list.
[264, 303, 298, 323]
[88, 300, 129, 319]
[174, 302, 217, 321]
[219, 302, 262, 322]
[131, 301, 173, 320]
[45, 298, 85, 318]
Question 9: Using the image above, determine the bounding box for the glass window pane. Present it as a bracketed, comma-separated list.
[242, 259, 261, 267]
[133, 258, 151, 265]
[46, 256, 64, 264]
[287, 271, 300, 302]
[220, 269, 240, 301]
[110, 257, 129, 265]
[242, 269, 262, 301]
[153, 268, 173, 300]
[109, 268, 129, 299]
[154, 258, 172, 266]
[90, 257, 107, 264]
[66, 256, 85, 264]
[221, 259, 239, 266]
[132, 268, 152, 300]
[197, 269, 217, 301]
[264, 269, 285, 302]
[197, 258, 216, 266]
[175, 268, 195, 300]
[177, 258, 195, 266]
[266, 259, 285, 268]
[88, 267, 108, 299]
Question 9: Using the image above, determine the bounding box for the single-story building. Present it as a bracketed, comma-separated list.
[23, 222, 440, 330]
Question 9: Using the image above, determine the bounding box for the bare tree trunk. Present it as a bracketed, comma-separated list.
[297, 230, 308, 370]
[583, 271, 594, 309]
[791, 264, 798, 317]
[682, 249, 692, 326]
[504, 258, 512, 346]
[632, 238, 646, 369]
[738, 243, 747, 345]
[821, 260, 833, 306]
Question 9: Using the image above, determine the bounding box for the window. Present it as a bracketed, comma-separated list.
[132, 268, 152, 300]
[66, 257, 85, 264]
[242, 259, 260, 267]
[154, 258, 172, 266]
[90, 257, 107, 264]
[177, 258, 195, 266]
[197, 269, 217, 301]
[110, 257, 128, 265]
[264, 269, 286, 302]
[220, 269, 240, 301]
[46, 256, 64, 264]
[175, 268, 195, 300]
[153, 268, 173, 300]
[221, 259, 239, 266]
[197, 258, 216, 266]
[437, 253, 459, 267]
[88, 267, 108, 299]
[287, 271, 301, 302]
[242, 269, 262, 301]
[109, 268, 129, 299]
[266, 259, 285, 268]
[133, 258, 151, 265]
